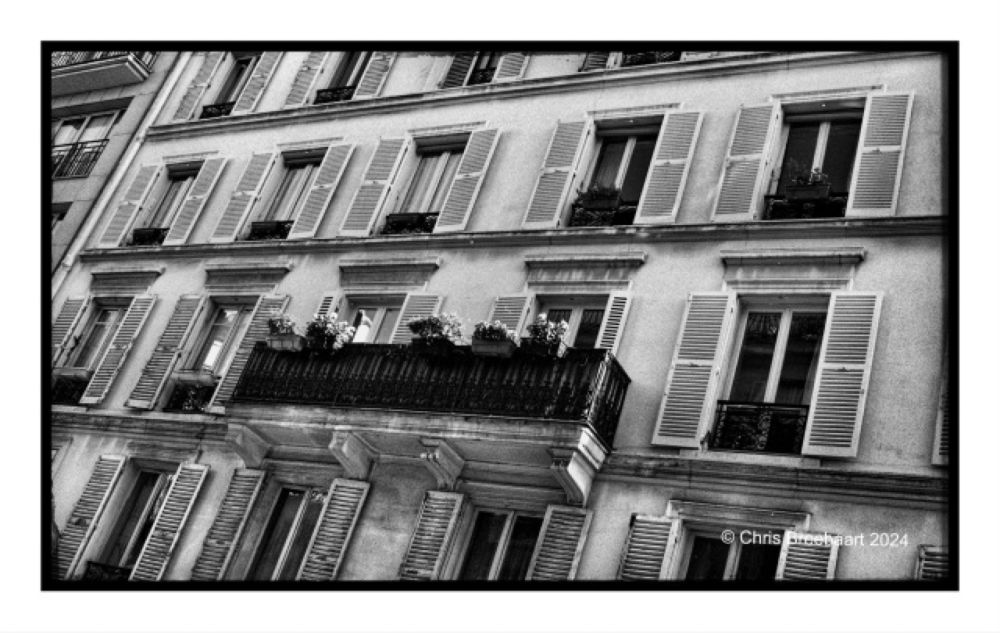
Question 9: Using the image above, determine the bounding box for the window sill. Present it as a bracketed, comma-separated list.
[677, 448, 821, 470]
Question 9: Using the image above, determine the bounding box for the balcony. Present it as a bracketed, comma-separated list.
[52, 139, 108, 179]
[200, 101, 236, 120]
[314, 85, 357, 104]
[380, 213, 438, 235]
[707, 401, 809, 455]
[51, 51, 155, 95]
[763, 192, 848, 220]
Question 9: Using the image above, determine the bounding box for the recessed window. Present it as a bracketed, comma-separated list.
[349, 302, 402, 344]
[51, 111, 117, 178]
[383, 140, 466, 235]
[246, 150, 324, 241]
[457, 510, 543, 580]
[247, 487, 324, 581]
[680, 528, 782, 581]
[69, 305, 126, 370]
[98, 470, 172, 572]
[137, 163, 202, 244]
[619, 51, 683, 67]
[192, 304, 253, 375]
[467, 52, 501, 85]
[216, 53, 260, 104]
[538, 298, 606, 349]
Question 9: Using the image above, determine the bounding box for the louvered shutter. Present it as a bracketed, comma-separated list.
[339, 138, 409, 236]
[284, 51, 329, 108]
[172, 51, 224, 121]
[231, 52, 282, 114]
[932, 360, 949, 466]
[440, 53, 475, 88]
[126, 295, 206, 410]
[434, 128, 500, 232]
[486, 295, 531, 336]
[711, 103, 781, 221]
[635, 111, 703, 224]
[79, 295, 157, 405]
[390, 293, 443, 344]
[190, 469, 266, 580]
[52, 296, 89, 365]
[98, 165, 161, 248]
[617, 514, 678, 580]
[206, 294, 289, 413]
[525, 505, 592, 580]
[130, 463, 209, 581]
[775, 531, 839, 580]
[802, 292, 883, 458]
[315, 292, 341, 319]
[652, 292, 737, 447]
[163, 157, 227, 245]
[56, 455, 126, 579]
[595, 292, 633, 355]
[288, 143, 355, 239]
[523, 120, 592, 228]
[580, 52, 611, 72]
[399, 491, 464, 580]
[915, 545, 948, 580]
[494, 53, 528, 81]
[353, 51, 395, 99]
[847, 92, 913, 216]
[296, 479, 370, 580]
[210, 152, 275, 242]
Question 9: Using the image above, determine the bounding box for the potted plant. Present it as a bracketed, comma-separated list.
[574, 184, 622, 211]
[520, 315, 569, 358]
[304, 313, 355, 353]
[266, 313, 306, 352]
[408, 312, 463, 356]
[785, 168, 831, 201]
[471, 320, 518, 358]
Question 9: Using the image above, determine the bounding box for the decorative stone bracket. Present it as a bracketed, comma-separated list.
[329, 431, 377, 480]
[549, 436, 605, 506]
[419, 438, 466, 491]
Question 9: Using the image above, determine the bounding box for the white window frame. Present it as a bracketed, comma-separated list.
[256, 159, 320, 223]
[675, 523, 784, 580]
[51, 110, 120, 145]
[188, 301, 255, 377]
[452, 507, 543, 581]
[246, 484, 325, 581]
[394, 145, 465, 217]
[327, 51, 373, 89]
[346, 300, 403, 344]
[581, 126, 660, 197]
[536, 297, 608, 347]
[67, 301, 129, 370]
[143, 164, 200, 229]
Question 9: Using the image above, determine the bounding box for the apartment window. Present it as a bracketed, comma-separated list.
[680, 527, 782, 581]
[68, 304, 126, 370]
[97, 470, 172, 572]
[348, 302, 402, 344]
[315, 51, 372, 104]
[245, 149, 324, 241]
[191, 304, 253, 376]
[467, 52, 501, 85]
[217, 53, 260, 104]
[129, 162, 201, 246]
[383, 141, 465, 235]
[539, 299, 606, 349]
[247, 487, 324, 581]
[51, 111, 117, 178]
[456, 510, 543, 580]
[52, 203, 71, 229]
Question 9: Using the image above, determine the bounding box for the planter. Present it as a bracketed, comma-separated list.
[519, 338, 567, 358]
[471, 338, 517, 358]
[411, 337, 457, 357]
[267, 333, 306, 352]
[784, 184, 831, 201]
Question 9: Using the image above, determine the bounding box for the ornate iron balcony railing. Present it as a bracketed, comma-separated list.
[620, 51, 683, 67]
[708, 400, 809, 454]
[50, 51, 154, 69]
[52, 139, 108, 179]
[200, 101, 236, 119]
[467, 68, 496, 85]
[763, 193, 848, 220]
[130, 227, 169, 246]
[81, 561, 131, 581]
[380, 213, 438, 235]
[314, 85, 357, 104]
[246, 220, 294, 241]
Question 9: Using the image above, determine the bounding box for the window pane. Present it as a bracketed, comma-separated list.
[249, 489, 304, 581]
[776, 123, 820, 193]
[331, 51, 371, 87]
[496, 515, 543, 581]
[100, 471, 160, 566]
[276, 491, 324, 580]
[619, 135, 657, 204]
[733, 542, 782, 581]
[374, 308, 400, 344]
[397, 155, 438, 214]
[458, 512, 507, 580]
[822, 120, 862, 193]
[591, 139, 627, 190]
[148, 176, 192, 228]
[427, 151, 463, 214]
[197, 308, 244, 372]
[774, 312, 827, 405]
[121, 474, 171, 569]
[685, 535, 730, 580]
[573, 309, 605, 349]
[53, 118, 84, 145]
[728, 312, 782, 402]
[72, 308, 122, 369]
[78, 113, 115, 142]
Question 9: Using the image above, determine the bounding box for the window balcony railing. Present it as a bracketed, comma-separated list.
[620, 51, 683, 67]
[232, 342, 631, 448]
[81, 561, 132, 581]
[50, 51, 154, 69]
[314, 85, 357, 104]
[129, 227, 169, 246]
[380, 213, 438, 235]
[164, 381, 218, 413]
[246, 220, 294, 241]
[708, 400, 809, 455]
[200, 101, 236, 119]
[467, 68, 497, 85]
[52, 139, 108, 179]
[763, 192, 848, 220]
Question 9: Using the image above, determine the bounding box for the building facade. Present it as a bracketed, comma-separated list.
[48, 49, 950, 583]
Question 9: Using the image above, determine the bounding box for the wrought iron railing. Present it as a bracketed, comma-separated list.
[380, 213, 438, 235]
[568, 202, 637, 227]
[200, 101, 236, 119]
[620, 52, 683, 67]
[708, 400, 809, 454]
[315, 85, 357, 104]
[246, 220, 294, 241]
[81, 561, 131, 581]
[164, 382, 218, 413]
[130, 227, 169, 246]
[233, 343, 630, 448]
[467, 68, 496, 85]
[52, 139, 108, 179]
[763, 193, 848, 220]
[51, 51, 154, 69]
[51, 373, 90, 405]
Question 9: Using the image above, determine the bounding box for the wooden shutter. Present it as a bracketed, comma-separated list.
[52, 296, 89, 365]
[296, 479, 370, 581]
[635, 111, 703, 224]
[163, 157, 227, 245]
[523, 120, 592, 229]
[434, 128, 500, 232]
[210, 152, 275, 243]
[284, 51, 329, 108]
[56, 455, 126, 579]
[399, 491, 464, 580]
[98, 165, 161, 248]
[915, 545, 948, 580]
[79, 295, 157, 405]
[172, 51, 224, 121]
[617, 514, 678, 581]
[711, 103, 781, 221]
[130, 463, 209, 581]
[525, 505, 592, 580]
[932, 359, 949, 466]
[595, 292, 633, 355]
[802, 292, 883, 458]
[847, 92, 913, 216]
[231, 52, 282, 114]
[190, 469, 266, 581]
[353, 51, 395, 99]
[440, 53, 475, 88]
[339, 138, 409, 236]
[126, 295, 206, 409]
[775, 531, 839, 580]
[390, 293, 442, 344]
[315, 292, 341, 319]
[486, 295, 532, 336]
[494, 53, 528, 81]
[288, 143, 355, 239]
[652, 292, 737, 447]
[580, 52, 611, 72]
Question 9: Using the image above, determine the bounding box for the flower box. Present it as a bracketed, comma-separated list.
[411, 337, 457, 357]
[519, 338, 567, 358]
[471, 338, 517, 358]
[784, 183, 831, 201]
[267, 333, 306, 352]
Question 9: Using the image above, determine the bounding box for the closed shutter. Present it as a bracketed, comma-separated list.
[711, 103, 781, 221]
[486, 295, 532, 336]
[296, 479, 370, 581]
[163, 157, 227, 245]
[315, 292, 341, 319]
[494, 53, 528, 81]
[595, 292, 633, 355]
[525, 505, 592, 580]
[915, 545, 948, 580]
[98, 165, 161, 248]
[434, 128, 500, 232]
[79, 295, 157, 405]
[802, 291, 883, 458]
[390, 293, 443, 344]
[172, 52, 224, 121]
[190, 469, 266, 580]
[353, 52, 395, 99]
[652, 292, 737, 447]
[288, 143, 355, 239]
[56, 455, 127, 579]
[579, 52, 611, 72]
[206, 294, 289, 413]
[775, 531, 839, 580]
[847, 92, 913, 216]
[283, 51, 329, 108]
[52, 296, 89, 365]
[231, 52, 283, 114]
[635, 111, 703, 224]
[440, 53, 475, 88]
[126, 295, 206, 410]
[932, 358, 949, 466]
[339, 138, 409, 236]
[399, 491, 464, 580]
[210, 152, 275, 243]
[617, 514, 677, 581]
[130, 463, 209, 581]
[523, 120, 592, 229]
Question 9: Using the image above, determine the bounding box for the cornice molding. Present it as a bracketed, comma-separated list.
[720, 247, 866, 267]
[50, 407, 228, 444]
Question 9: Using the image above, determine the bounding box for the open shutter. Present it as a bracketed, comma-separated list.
[932, 359, 949, 466]
[523, 120, 592, 229]
[315, 292, 341, 319]
[130, 463, 209, 581]
[595, 292, 633, 355]
[288, 143, 355, 239]
[494, 53, 528, 81]
[434, 128, 500, 232]
[172, 52, 224, 121]
[98, 165, 161, 248]
[399, 491, 464, 580]
[210, 152, 275, 243]
[526, 505, 592, 580]
[353, 52, 395, 99]
[56, 454, 126, 579]
[846, 92, 913, 217]
[652, 292, 737, 447]
[163, 157, 227, 245]
[486, 295, 532, 336]
[440, 53, 475, 88]
[617, 514, 678, 581]
[390, 293, 442, 344]
[915, 546, 948, 580]
[775, 531, 839, 580]
[635, 111, 703, 224]
[339, 138, 409, 236]
[284, 51, 329, 108]
[802, 291, 883, 458]
[231, 52, 282, 114]
[711, 103, 781, 221]
[579, 52, 611, 72]
[296, 479, 370, 581]
[79, 295, 156, 405]
[52, 296, 89, 365]
[190, 469, 266, 581]
[126, 295, 206, 409]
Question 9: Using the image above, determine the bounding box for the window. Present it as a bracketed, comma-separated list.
[348, 302, 402, 344]
[51, 111, 117, 178]
[191, 304, 253, 376]
[383, 140, 466, 234]
[538, 298, 606, 349]
[679, 527, 782, 581]
[97, 470, 172, 572]
[456, 510, 543, 580]
[216, 52, 260, 104]
[467, 52, 501, 85]
[140, 163, 201, 236]
[246, 149, 324, 240]
[314, 51, 372, 104]
[247, 487, 324, 581]
[69, 305, 126, 370]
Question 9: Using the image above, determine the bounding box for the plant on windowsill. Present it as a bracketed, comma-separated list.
[304, 313, 356, 353]
[471, 321, 519, 358]
[785, 168, 831, 201]
[408, 312, 463, 356]
[569, 185, 636, 227]
[520, 315, 569, 358]
[266, 313, 306, 352]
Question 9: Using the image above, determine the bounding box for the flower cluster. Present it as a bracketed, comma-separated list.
[792, 167, 830, 186]
[525, 314, 569, 345]
[473, 320, 518, 343]
[267, 313, 298, 336]
[407, 313, 463, 341]
[305, 313, 356, 351]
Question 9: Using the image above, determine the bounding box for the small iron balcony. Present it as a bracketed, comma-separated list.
[51, 51, 154, 69]
[314, 85, 357, 104]
[200, 101, 236, 119]
[708, 400, 809, 455]
[52, 139, 108, 179]
[620, 52, 683, 67]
